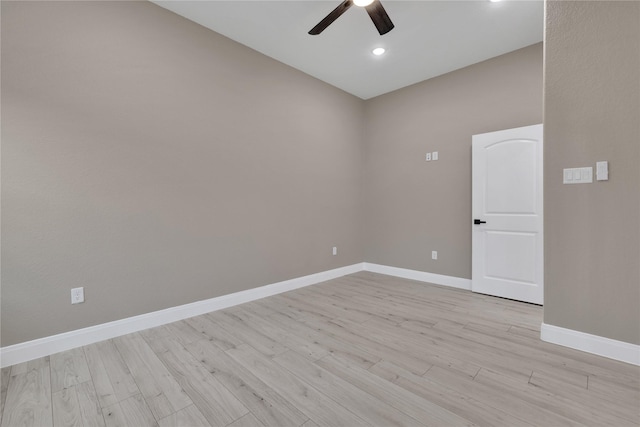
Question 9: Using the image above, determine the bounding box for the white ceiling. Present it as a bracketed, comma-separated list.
[152, 0, 544, 99]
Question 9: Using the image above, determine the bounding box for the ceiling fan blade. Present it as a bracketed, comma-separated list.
[308, 0, 353, 35]
[365, 0, 394, 35]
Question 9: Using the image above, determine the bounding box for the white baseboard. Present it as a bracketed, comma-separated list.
[0, 263, 364, 368]
[11, 263, 634, 368]
[363, 262, 471, 290]
[541, 322, 640, 366]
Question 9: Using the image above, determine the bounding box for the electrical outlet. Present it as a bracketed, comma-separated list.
[432, 251, 438, 260]
[71, 287, 84, 304]
[425, 153, 432, 161]
[332, 246, 337, 256]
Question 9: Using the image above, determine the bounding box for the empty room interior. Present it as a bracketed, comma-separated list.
[1, 0, 639, 426]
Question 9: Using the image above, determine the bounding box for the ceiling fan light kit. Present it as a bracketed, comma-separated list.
[308, 0, 394, 36]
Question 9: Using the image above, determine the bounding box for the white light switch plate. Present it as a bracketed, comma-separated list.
[596, 161, 608, 181]
[563, 167, 593, 184]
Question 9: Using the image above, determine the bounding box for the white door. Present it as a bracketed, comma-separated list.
[472, 124, 543, 305]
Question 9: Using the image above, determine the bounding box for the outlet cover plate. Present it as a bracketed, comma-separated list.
[71, 287, 84, 304]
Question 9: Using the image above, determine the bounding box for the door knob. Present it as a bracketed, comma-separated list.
[474, 219, 486, 225]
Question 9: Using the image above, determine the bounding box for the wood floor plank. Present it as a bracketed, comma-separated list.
[84, 340, 140, 408]
[273, 350, 425, 427]
[102, 394, 158, 427]
[239, 300, 283, 319]
[529, 370, 639, 423]
[265, 311, 380, 370]
[183, 314, 243, 351]
[229, 306, 329, 361]
[142, 331, 249, 426]
[164, 320, 204, 346]
[368, 359, 532, 427]
[9, 356, 49, 377]
[186, 339, 308, 427]
[423, 365, 582, 426]
[278, 289, 374, 328]
[255, 295, 326, 323]
[301, 316, 432, 375]
[52, 386, 82, 427]
[137, 325, 179, 354]
[528, 366, 587, 390]
[464, 322, 588, 388]
[102, 403, 126, 427]
[157, 404, 210, 427]
[50, 347, 92, 392]
[342, 274, 539, 330]
[475, 367, 636, 426]
[306, 283, 448, 326]
[283, 290, 373, 324]
[460, 320, 638, 388]
[113, 333, 192, 420]
[83, 343, 119, 409]
[508, 324, 542, 339]
[226, 344, 370, 427]
[341, 276, 466, 311]
[1, 357, 52, 427]
[227, 412, 265, 427]
[119, 394, 157, 426]
[315, 354, 474, 426]
[207, 310, 289, 357]
[347, 316, 482, 378]
[324, 285, 476, 332]
[0, 367, 10, 424]
[587, 373, 640, 408]
[393, 316, 543, 382]
[76, 381, 107, 427]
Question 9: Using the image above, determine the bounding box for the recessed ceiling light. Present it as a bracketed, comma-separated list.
[372, 47, 386, 56]
[354, 0, 375, 7]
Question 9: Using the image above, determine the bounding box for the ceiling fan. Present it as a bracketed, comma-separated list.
[308, 0, 394, 36]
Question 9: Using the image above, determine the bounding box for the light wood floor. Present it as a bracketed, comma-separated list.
[1, 272, 639, 426]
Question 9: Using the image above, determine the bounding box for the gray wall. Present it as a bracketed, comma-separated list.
[1, 1, 365, 346]
[544, 1, 640, 345]
[363, 44, 543, 278]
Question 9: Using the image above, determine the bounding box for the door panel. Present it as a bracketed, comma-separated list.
[472, 124, 543, 305]
[485, 231, 537, 284]
[486, 141, 537, 214]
